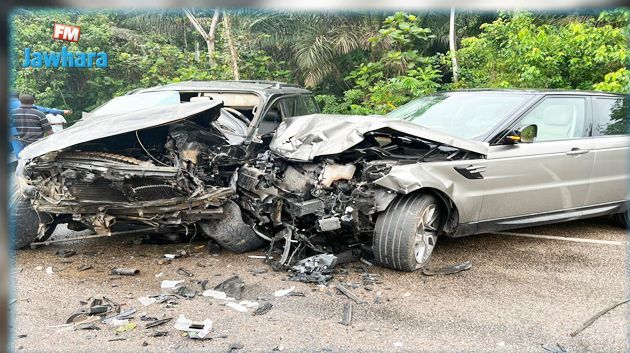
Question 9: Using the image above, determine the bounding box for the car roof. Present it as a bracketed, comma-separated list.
[137, 80, 312, 95]
[445, 88, 625, 98]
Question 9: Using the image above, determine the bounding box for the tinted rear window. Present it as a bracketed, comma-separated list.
[594, 97, 628, 136]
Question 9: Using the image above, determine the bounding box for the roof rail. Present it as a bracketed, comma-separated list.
[212, 80, 302, 89]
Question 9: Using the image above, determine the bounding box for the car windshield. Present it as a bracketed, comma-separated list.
[385, 92, 532, 140]
[91, 91, 181, 116]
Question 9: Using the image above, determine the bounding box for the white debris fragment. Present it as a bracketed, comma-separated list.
[238, 301, 259, 309]
[201, 289, 234, 301]
[155, 272, 164, 278]
[35, 266, 43, 271]
[226, 302, 248, 312]
[273, 286, 295, 297]
[247, 255, 271, 259]
[393, 342, 403, 347]
[106, 318, 129, 326]
[138, 296, 156, 306]
[497, 341, 506, 347]
[174, 314, 212, 338]
[45, 266, 54, 274]
[164, 254, 177, 259]
[161, 280, 184, 289]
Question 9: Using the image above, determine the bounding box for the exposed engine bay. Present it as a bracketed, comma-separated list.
[237, 129, 483, 266]
[18, 100, 248, 238]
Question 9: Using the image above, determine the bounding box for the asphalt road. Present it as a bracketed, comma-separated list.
[9, 217, 629, 353]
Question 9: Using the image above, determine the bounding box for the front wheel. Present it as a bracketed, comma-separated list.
[613, 210, 629, 229]
[10, 192, 42, 249]
[373, 193, 441, 272]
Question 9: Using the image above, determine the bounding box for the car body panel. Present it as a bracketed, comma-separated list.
[373, 158, 486, 223]
[478, 140, 596, 221]
[586, 136, 630, 205]
[19, 100, 222, 160]
[270, 114, 489, 161]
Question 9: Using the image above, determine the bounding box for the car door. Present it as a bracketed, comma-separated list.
[478, 95, 595, 223]
[584, 96, 630, 206]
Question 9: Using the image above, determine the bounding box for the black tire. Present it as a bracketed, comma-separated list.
[373, 193, 442, 272]
[198, 200, 266, 253]
[10, 192, 40, 249]
[613, 211, 629, 228]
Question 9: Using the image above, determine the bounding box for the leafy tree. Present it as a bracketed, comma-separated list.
[454, 11, 629, 92]
[317, 12, 441, 115]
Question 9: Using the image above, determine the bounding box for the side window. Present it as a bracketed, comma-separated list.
[518, 97, 587, 142]
[594, 98, 628, 136]
[258, 101, 283, 136]
[280, 97, 298, 117]
[301, 95, 320, 114]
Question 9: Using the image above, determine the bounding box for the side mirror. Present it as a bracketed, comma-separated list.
[504, 124, 538, 144]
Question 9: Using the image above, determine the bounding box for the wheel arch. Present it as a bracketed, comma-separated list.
[386, 187, 460, 236]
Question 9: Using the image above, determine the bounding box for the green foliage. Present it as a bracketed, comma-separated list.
[10, 9, 293, 123]
[318, 12, 441, 115]
[455, 11, 629, 92]
[10, 8, 630, 123]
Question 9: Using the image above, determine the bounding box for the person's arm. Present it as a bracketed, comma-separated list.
[34, 105, 72, 116]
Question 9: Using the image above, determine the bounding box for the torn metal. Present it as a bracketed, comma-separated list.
[17, 99, 244, 239]
[238, 118, 484, 270]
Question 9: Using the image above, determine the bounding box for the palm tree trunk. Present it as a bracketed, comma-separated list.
[449, 7, 459, 84]
[184, 8, 220, 66]
[222, 11, 240, 80]
[207, 9, 220, 58]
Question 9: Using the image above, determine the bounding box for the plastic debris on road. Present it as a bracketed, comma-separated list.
[202, 289, 233, 301]
[273, 287, 295, 297]
[138, 296, 156, 306]
[161, 280, 184, 289]
[226, 302, 248, 312]
[174, 314, 212, 339]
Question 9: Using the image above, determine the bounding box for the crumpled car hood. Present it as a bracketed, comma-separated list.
[19, 100, 223, 160]
[269, 114, 488, 161]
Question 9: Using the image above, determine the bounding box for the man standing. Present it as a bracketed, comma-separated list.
[46, 113, 67, 132]
[9, 92, 72, 115]
[11, 94, 53, 147]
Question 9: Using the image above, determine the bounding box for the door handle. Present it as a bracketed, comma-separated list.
[566, 148, 590, 156]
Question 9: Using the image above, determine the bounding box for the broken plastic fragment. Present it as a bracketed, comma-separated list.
[202, 289, 233, 300]
[145, 317, 172, 329]
[45, 266, 54, 274]
[238, 301, 259, 309]
[174, 315, 212, 339]
[214, 276, 245, 300]
[226, 302, 248, 312]
[161, 280, 184, 289]
[273, 287, 295, 297]
[106, 319, 129, 326]
[138, 296, 156, 306]
[116, 322, 137, 333]
[422, 261, 472, 276]
[253, 302, 273, 316]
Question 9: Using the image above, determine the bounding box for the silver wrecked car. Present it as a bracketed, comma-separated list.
[238, 90, 629, 271]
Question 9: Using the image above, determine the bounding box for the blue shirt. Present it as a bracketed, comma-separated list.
[9, 97, 65, 115]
